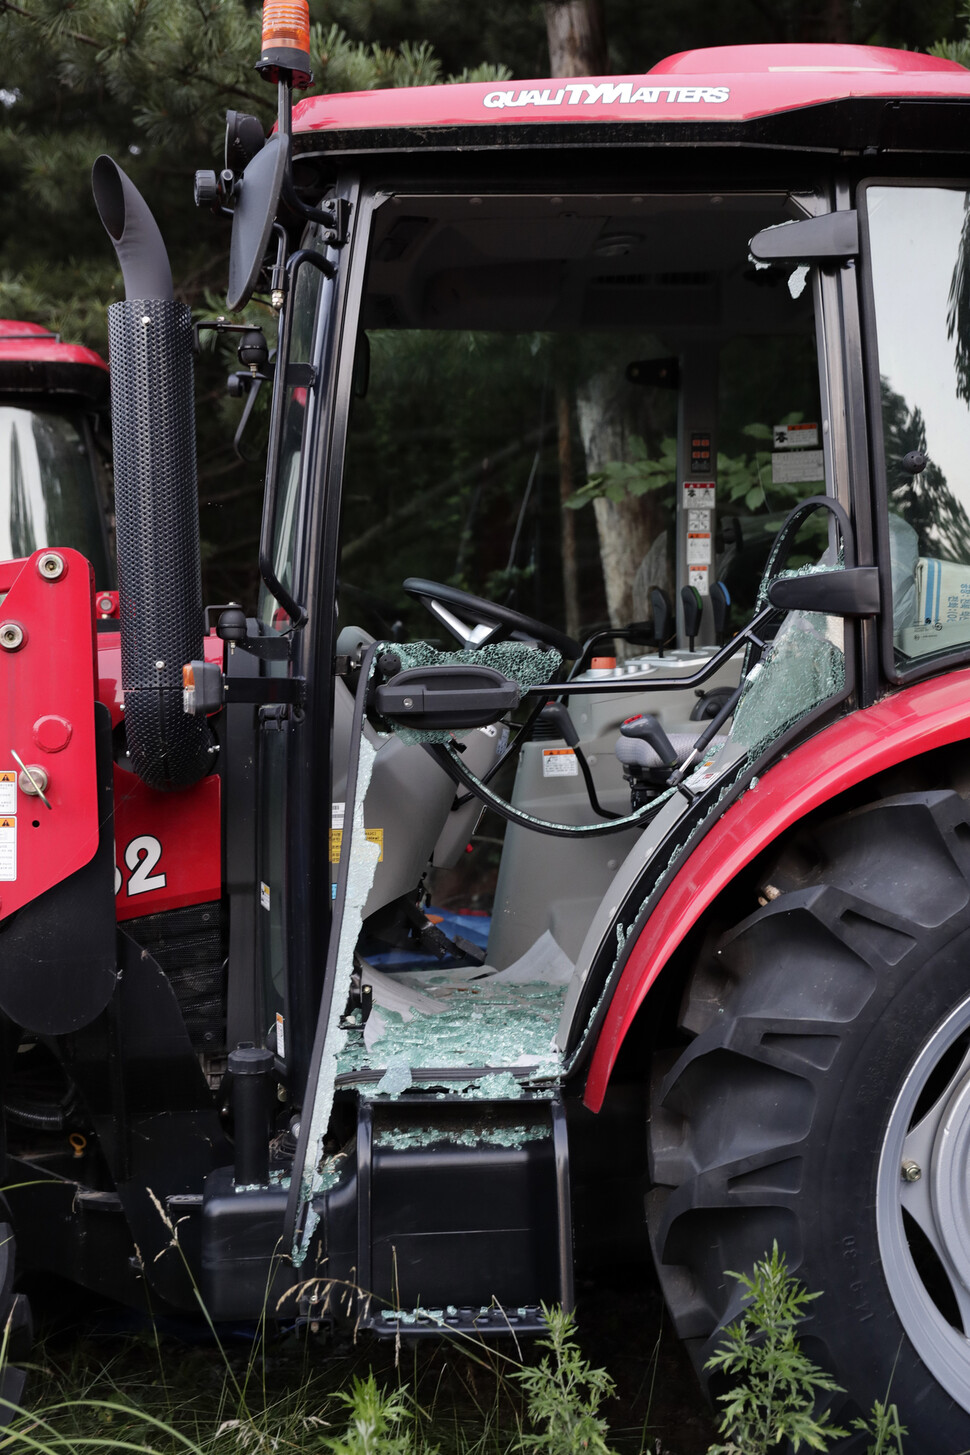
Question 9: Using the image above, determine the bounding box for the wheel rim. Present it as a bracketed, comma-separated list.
[878, 989, 970, 1410]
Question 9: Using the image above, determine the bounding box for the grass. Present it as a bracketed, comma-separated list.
[0, 1275, 716, 1455]
[7, 1249, 908, 1455]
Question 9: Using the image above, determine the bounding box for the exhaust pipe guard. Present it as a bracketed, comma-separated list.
[93, 157, 213, 791]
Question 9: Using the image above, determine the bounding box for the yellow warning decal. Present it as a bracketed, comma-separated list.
[0, 771, 16, 816]
[0, 815, 16, 883]
[330, 827, 384, 863]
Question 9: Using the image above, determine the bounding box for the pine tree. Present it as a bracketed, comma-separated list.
[0, 0, 508, 599]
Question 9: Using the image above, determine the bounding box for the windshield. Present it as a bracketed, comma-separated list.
[0, 405, 110, 585]
[341, 190, 828, 642]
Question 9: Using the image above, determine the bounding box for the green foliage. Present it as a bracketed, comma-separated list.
[851, 1398, 908, 1455]
[565, 435, 677, 509]
[565, 415, 812, 519]
[930, 1, 970, 68]
[324, 1373, 421, 1455]
[515, 1305, 616, 1455]
[705, 1242, 848, 1455]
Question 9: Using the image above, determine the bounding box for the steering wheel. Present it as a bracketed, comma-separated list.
[403, 578, 582, 660]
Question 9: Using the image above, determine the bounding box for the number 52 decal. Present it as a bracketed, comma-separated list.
[114, 834, 168, 898]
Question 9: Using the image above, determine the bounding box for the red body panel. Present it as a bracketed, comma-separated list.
[0, 320, 108, 374]
[293, 44, 968, 137]
[112, 767, 221, 920]
[0, 551, 100, 920]
[583, 670, 970, 1111]
[96, 632, 223, 920]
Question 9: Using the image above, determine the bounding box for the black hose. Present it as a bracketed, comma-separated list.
[5, 1095, 76, 1132]
[429, 740, 667, 839]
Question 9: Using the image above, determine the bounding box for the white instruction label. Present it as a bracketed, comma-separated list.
[0, 772, 15, 815]
[772, 448, 824, 484]
[687, 508, 711, 532]
[542, 747, 579, 778]
[688, 565, 710, 593]
[0, 816, 15, 881]
[687, 532, 711, 565]
[260, 881, 270, 910]
[275, 1011, 286, 1059]
[682, 481, 716, 508]
[773, 422, 818, 448]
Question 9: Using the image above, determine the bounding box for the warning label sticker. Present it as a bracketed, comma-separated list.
[275, 1012, 286, 1060]
[687, 508, 711, 532]
[773, 422, 819, 449]
[682, 481, 716, 508]
[688, 564, 710, 593]
[0, 772, 15, 816]
[0, 817, 15, 881]
[260, 881, 270, 910]
[687, 532, 711, 565]
[542, 748, 579, 778]
[772, 448, 824, 485]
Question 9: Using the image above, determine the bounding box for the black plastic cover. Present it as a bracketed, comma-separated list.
[749, 210, 858, 263]
[374, 664, 520, 729]
[767, 565, 880, 617]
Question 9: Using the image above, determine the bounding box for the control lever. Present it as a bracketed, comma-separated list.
[538, 701, 579, 746]
[650, 587, 672, 657]
[681, 585, 703, 651]
[539, 702, 620, 820]
[710, 580, 731, 644]
[620, 713, 679, 769]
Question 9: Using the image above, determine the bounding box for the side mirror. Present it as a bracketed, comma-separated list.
[227, 135, 288, 311]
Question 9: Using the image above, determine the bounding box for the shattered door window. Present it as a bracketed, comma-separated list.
[331, 187, 834, 1088]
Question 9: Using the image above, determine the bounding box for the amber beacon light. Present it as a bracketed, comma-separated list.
[256, 0, 312, 88]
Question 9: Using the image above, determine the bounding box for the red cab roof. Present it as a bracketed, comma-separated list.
[0, 320, 108, 374]
[0, 321, 109, 405]
[293, 42, 969, 136]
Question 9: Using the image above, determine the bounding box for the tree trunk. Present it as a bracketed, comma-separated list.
[543, 0, 607, 78]
[576, 370, 661, 639]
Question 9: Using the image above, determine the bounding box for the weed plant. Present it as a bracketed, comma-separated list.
[705, 1243, 906, 1455]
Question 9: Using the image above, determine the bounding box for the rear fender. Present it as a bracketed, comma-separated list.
[583, 668, 970, 1111]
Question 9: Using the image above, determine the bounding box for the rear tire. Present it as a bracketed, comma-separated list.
[647, 789, 970, 1450]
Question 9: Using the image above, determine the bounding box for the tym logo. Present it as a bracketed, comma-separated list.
[483, 83, 730, 109]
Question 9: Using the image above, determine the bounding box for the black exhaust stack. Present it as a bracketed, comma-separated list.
[92, 156, 213, 791]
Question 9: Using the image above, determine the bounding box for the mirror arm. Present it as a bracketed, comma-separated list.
[256, 256, 306, 627]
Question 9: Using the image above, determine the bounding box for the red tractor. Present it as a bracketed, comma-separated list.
[3, 16, 970, 1446]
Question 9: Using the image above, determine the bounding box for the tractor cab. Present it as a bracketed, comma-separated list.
[0, 321, 113, 587]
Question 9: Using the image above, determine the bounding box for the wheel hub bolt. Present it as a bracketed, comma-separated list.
[901, 1160, 922, 1182]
